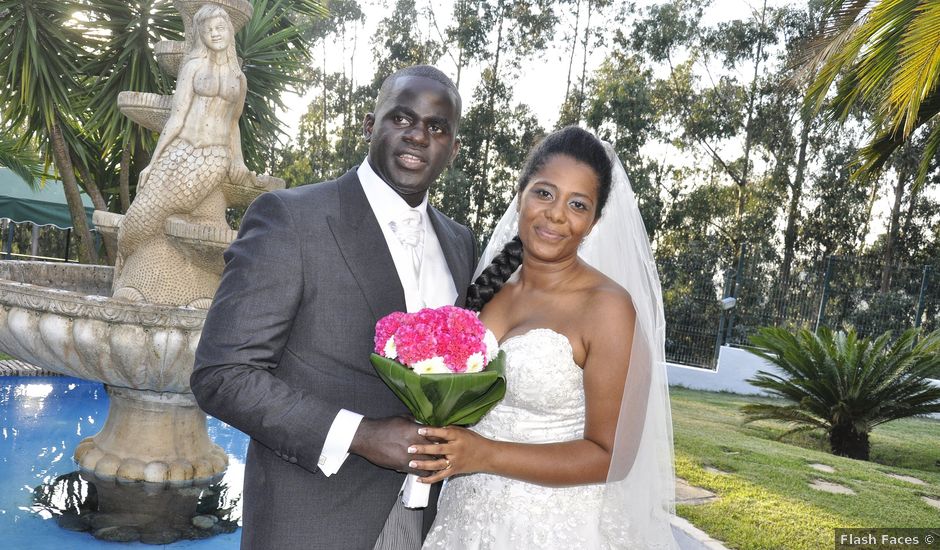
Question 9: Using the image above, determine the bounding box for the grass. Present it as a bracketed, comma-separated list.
[670, 387, 940, 550]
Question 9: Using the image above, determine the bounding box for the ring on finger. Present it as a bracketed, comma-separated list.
[443, 458, 452, 470]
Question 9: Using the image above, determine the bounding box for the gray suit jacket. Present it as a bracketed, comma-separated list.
[191, 169, 477, 549]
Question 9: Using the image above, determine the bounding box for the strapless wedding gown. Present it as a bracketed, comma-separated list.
[423, 328, 611, 549]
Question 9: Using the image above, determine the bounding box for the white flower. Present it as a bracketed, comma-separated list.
[383, 336, 397, 360]
[483, 329, 499, 362]
[465, 352, 485, 373]
[412, 356, 451, 375]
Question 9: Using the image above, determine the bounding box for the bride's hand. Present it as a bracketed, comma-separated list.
[408, 426, 491, 484]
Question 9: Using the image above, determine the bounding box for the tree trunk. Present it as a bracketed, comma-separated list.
[454, 0, 466, 89]
[576, 0, 592, 122]
[829, 423, 870, 460]
[119, 142, 131, 213]
[780, 110, 812, 285]
[857, 180, 879, 249]
[49, 119, 97, 264]
[474, 0, 505, 237]
[899, 178, 922, 256]
[73, 155, 108, 213]
[734, 0, 768, 247]
[881, 166, 907, 292]
[73, 154, 117, 265]
[564, 0, 582, 105]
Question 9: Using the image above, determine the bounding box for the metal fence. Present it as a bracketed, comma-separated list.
[0, 219, 81, 262]
[660, 241, 937, 369]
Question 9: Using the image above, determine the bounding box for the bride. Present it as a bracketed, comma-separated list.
[412, 126, 677, 548]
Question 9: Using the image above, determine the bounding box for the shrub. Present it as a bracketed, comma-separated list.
[743, 327, 940, 460]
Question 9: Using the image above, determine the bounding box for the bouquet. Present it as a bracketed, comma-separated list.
[370, 305, 506, 508]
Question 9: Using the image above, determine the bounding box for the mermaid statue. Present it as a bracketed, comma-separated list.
[112, 2, 276, 308]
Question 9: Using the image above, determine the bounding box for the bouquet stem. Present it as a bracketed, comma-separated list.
[401, 473, 430, 508]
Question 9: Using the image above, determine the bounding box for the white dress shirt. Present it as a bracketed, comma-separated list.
[318, 159, 458, 476]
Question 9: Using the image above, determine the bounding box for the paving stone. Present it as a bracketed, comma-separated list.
[808, 479, 855, 495]
[0, 359, 60, 377]
[884, 472, 925, 485]
[676, 478, 718, 505]
[922, 496, 940, 510]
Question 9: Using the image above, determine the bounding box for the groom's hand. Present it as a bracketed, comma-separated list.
[349, 416, 439, 476]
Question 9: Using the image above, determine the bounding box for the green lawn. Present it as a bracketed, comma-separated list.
[670, 387, 940, 550]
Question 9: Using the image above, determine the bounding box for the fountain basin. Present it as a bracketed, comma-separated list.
[0, 261, 225, 483]
[117, 91, 172, 133]
[155, 40, 186, 76]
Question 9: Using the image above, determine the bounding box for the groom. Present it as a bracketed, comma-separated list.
[191, 65, 476, 549]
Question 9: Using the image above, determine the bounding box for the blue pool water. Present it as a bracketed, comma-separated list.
[0, 376, 249, 549]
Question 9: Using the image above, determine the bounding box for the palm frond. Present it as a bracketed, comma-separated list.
[0, 133, 42, 185]
[888, 0, 940, 135]
[741, 403, 829, 430]
[799, 0, 940, 184]
[237, 0, 324, 171]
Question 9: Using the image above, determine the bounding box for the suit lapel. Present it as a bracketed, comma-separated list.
[327, 169, 407, 321]
[427, 207, 471, 306]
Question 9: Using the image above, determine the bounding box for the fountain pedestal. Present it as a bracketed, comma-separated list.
[75, 387, 228, 483]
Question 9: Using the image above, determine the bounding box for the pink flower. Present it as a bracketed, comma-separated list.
[375, 311, 406, 354]
[396, 322, 438, 365]
[374, 306, 494, 374]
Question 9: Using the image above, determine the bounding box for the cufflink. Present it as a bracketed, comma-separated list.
[318, 456, 326, 466]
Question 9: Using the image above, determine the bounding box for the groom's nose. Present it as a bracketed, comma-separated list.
[403, 124, 430, 147]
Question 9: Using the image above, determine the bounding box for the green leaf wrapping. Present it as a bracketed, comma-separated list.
[370, 351, 507, 426]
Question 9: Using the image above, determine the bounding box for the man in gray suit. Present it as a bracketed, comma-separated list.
[191, 65, 476, 549]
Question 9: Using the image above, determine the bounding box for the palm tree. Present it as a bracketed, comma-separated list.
[235, 0, 327, 172]
[802, 0, 940, 189]
[743, 326, 940, 460]
[0, 0, 100, 263]
[0, 132, 41, 185]
[80, 0, 183, 214]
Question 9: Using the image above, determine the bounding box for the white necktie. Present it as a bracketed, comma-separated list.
[390, 209, 423, 281]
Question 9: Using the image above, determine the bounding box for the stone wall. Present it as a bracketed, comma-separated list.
[0, 260, 113, 296]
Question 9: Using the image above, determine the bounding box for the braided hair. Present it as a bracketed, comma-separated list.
[465, 126, 612, 312]
[465, 236, 524, 311]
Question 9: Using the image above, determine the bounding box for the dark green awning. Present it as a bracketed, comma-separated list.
[0, 168, 95, 229]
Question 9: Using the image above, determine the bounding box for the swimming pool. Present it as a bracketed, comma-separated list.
[1, 376, 248, 549]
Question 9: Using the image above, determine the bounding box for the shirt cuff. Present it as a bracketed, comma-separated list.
[318, 409, 363, 477]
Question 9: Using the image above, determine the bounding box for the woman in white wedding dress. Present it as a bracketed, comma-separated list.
[412, 126, 678, 549]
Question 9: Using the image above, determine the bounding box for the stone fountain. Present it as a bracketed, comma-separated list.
[0, 0, 282, 489]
